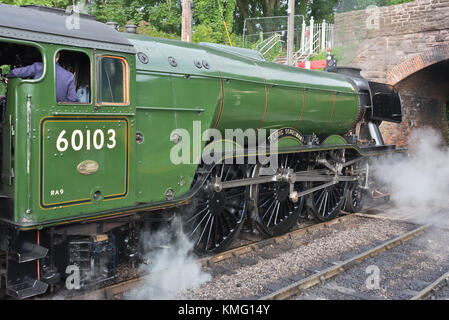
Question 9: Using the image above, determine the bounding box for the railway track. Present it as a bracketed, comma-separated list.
[260, 223, 430, 300]
[65, 213, 357, 300]
[46, 207, 449, 300]
[257, 211, 449, 300]
[411, 270, 449, 300]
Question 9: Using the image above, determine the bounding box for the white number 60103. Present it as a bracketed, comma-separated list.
[56, 129, 116, 152]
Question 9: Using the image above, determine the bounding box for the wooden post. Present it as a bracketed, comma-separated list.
[181, 0, 193, 42]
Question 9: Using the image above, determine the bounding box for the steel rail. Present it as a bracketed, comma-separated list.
[411, 269, 449, 300]
[68, 213, 358, 300]
[259, 224, 430, 300]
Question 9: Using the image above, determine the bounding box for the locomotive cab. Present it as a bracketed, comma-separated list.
[0, 4, 138, 299]
[0, 41, 44, 221]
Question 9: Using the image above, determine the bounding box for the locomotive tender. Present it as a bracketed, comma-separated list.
[0, 4, 402, 298]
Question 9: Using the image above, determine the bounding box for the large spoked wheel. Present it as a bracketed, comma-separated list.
[308, 151, 348, 222]
[252, 154, 305, 237]
[310, 180, 348, 222]
[183, 164, 248, 255]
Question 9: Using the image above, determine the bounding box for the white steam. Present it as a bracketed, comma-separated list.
[125, 219, 211, 299]
[372, 127, 449, 226]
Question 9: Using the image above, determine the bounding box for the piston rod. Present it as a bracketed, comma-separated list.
[214, 170, 357, 192]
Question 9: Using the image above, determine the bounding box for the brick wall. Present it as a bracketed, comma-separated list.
[334, 0, 449, 147]
[335, 0, 449, 82]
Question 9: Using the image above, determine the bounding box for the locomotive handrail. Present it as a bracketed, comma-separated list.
[51, 112, 136, 116]
[136, 106, 205, 113]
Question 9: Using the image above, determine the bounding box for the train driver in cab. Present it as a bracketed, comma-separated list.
[5, 52, 78, 103]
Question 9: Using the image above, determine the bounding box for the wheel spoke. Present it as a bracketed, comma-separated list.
[195, 213, 212, 245]
[267, 200, 280, 227]
[186, 205, 209, 224]
[205, 216, 214, 250]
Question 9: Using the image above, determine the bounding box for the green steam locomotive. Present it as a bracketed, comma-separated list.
[0, 4, 402, 299]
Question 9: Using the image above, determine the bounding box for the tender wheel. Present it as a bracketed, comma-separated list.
[183, 164, 247, 255]
[252, 154, 305, 237]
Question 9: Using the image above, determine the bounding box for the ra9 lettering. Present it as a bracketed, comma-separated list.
[56, 129, 116, 152]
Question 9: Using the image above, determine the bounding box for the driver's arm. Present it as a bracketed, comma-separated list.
[7, 62, 39, 79]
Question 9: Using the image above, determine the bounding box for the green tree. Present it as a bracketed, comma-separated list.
[0, 0, 67, 6]
[193, 0, 236, 44]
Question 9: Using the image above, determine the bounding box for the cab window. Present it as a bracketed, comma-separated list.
[58, 50, 91, 104]
[0, 42, 42, 96]
[97, 56, 128, 105]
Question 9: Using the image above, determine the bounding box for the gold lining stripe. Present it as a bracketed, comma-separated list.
[258, 79, 269, 129]
[295, 87, 306, 129]
[213, 73, 225, 129]
[321, 92, 336, 134]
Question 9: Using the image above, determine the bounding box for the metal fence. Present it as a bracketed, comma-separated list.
[294, 18, 334, 64]
[243, 15, 334, 64]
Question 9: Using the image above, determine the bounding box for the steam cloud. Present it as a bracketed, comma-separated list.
[126, 219, 211, 299]
[372, 127, 449, 226]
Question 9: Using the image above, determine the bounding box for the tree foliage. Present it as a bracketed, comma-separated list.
[193, 0, 236, 44]
[0, 0, 66, 6]
[0, 0, 417, 44]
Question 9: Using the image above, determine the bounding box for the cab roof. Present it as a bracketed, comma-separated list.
[0, 4, 136, 54]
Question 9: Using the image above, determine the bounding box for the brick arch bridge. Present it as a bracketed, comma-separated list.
[334, 0, 449, 147]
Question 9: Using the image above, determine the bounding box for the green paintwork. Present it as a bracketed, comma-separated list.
[0, 31, 362, 229]
[125, 34, 359, 204]
[323, 135, 348, 145]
